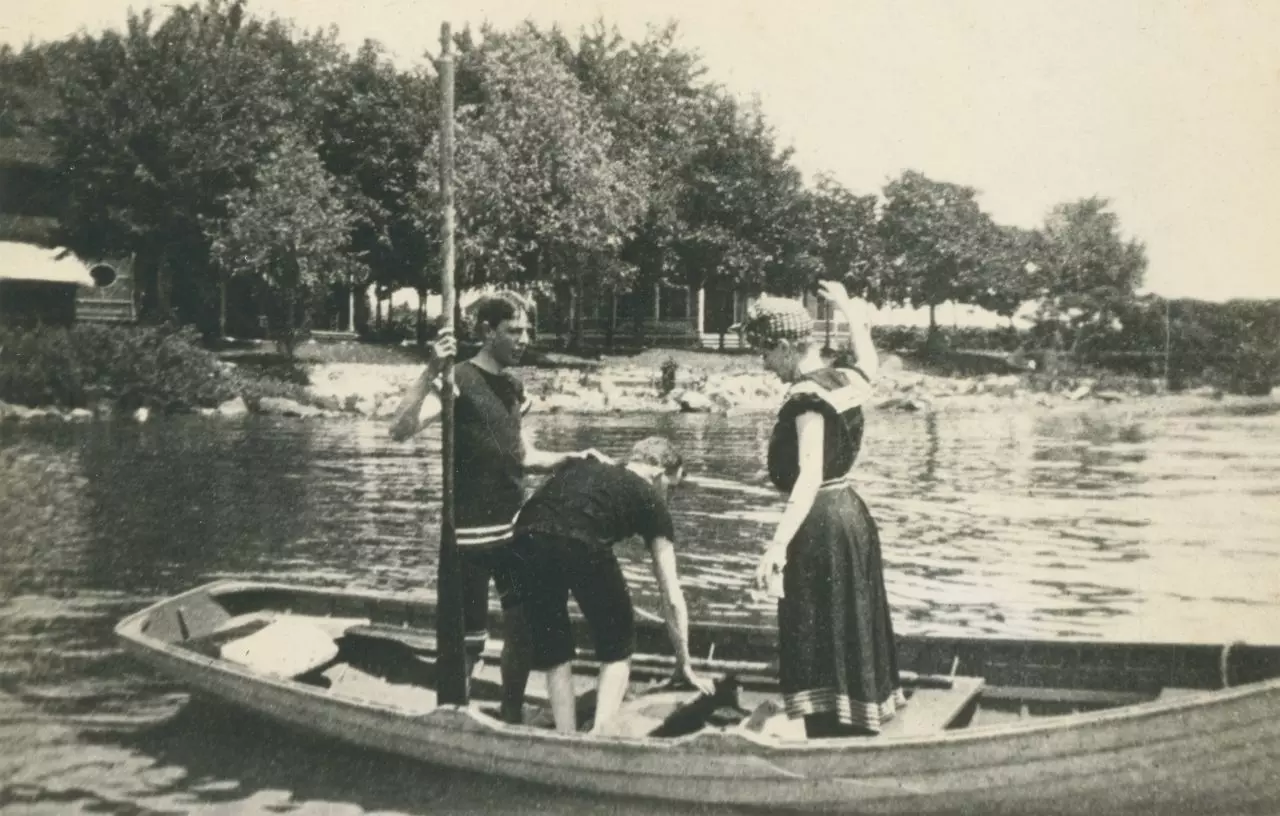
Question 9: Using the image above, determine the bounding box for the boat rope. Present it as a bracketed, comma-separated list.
[1220, 641, 1244, 689]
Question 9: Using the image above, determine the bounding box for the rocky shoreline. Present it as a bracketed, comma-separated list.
[3, 357, 1275, 425]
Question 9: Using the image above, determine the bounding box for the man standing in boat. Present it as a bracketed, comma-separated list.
[387, 292, 604, 724]
[509, 436, 713, 734]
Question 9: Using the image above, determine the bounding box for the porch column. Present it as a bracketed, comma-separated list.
[652, 282, 661, 320]
[695, 286, 706, 338]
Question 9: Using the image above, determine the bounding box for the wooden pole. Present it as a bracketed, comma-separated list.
[435, 21, 466, 707]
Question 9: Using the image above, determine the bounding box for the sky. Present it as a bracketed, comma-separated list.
[4, 0, 1280, 302]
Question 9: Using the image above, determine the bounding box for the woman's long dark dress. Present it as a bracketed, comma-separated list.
[767, 366, 906, 736]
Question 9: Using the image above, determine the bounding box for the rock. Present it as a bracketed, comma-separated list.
[68, 408, 94, 422]
[371, 398, 400, 419]
[132, 407, 150, 423]
[1093, 391, 1125, 403]
[1188, 385, 1223, 399]
[258, 397, 322, 418]
[876, 396, 930, 413]
[1066, 385, 1093, 401]
[217, 397, 250, 417]
[1272, 385, 1280, 401]
[675, 390, 715, 413]
[541, 393, 582, 413]
[879, 353, 904, 373]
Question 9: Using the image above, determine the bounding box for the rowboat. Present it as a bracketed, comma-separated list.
[115, 579, 1280, 815]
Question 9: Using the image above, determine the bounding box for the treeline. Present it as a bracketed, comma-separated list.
[1, 2, 1147, 339]
[0, 1, 1274, 392]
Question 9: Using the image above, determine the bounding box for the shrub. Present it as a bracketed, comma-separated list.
[0, 324, 239, 412]
[362, 304, 421, 344]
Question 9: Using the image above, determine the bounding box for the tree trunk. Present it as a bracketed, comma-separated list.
[283, 286, 296, 358]
[603, 286, 616, 353]
[924, 303, 949, 360]
[218, 274, 228, 339]
[156, 254, 172, 322]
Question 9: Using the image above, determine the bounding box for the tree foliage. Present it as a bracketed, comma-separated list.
[673, 95, 813, 294]
[432, 27, 647, 294]
[1033, 197, 1147, 348]
[45, 0, 339, 330]
[805, 174, 886, 303]
[206, 131, 355, 353]
[878, 170, 999, 336]
[314, 41, 435, 296]
[6, 3, 1166, 354]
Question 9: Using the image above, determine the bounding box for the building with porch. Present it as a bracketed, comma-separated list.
[532, 281, 852, 351]
[0, 138, 137, 324]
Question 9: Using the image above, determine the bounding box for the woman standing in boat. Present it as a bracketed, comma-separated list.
[743, 280, 905, 738]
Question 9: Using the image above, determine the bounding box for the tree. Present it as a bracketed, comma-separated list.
[673, 93, 814, 296]
[0, 41, 69, 139]
[206, 132, 355, 355]
[806, 174, 886, 303]
[315, 40, 435, 334]
[973, 225, 1039, 321]
[551, 21, 710, 344]
[878, 170, 998, 345]
[46, 1, 344, 331]
[1033, 197, 1147, 351]
[428, 27, 648, 347]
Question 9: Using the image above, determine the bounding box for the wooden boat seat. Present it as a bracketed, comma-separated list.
[881, 676, 985, 736]
[741, 676, 986, 741]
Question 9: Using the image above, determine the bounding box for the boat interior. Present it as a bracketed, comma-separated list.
[134, 583, 1280, 742]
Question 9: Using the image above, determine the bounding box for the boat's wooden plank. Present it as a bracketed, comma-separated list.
[1156, 686, 1205, 701]
[141, 592, 232, 642]
[220, 618, 340, 679]
[882, 676, 985, 736]
[765, 681, 1280, 781]
[980, 685, 1153, 707]
[320, 663, 438, 713]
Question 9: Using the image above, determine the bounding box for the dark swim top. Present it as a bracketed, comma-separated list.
[766, 367, 873, 493]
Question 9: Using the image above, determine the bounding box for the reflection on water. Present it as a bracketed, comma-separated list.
[1, 404, 1279, 814]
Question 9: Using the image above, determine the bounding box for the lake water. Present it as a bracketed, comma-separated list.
[1, 403, 1278, 814]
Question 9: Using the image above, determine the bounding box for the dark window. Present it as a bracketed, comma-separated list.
[659, 285, 690, 320]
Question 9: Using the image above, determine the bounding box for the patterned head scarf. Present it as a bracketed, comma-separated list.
[732, 296, 814, 349]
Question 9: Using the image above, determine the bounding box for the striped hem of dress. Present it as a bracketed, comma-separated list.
[783, 687, 909, 732]
[457, 521, 514, 548]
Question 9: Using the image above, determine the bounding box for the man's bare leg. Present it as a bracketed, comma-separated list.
[589, 658, 631, 735]
[547, 662, 577, 733]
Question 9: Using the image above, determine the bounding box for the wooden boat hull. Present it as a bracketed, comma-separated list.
[115, 580, 1280, 814]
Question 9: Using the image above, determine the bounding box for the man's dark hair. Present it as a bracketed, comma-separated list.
[470, 292, 530, 333]
[628, 436, 683, 477]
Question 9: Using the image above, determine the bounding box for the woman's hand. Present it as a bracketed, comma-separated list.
[753, 545, 787, 595]
[818, 280, 871, 328]
[817, 279, 851, 309]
